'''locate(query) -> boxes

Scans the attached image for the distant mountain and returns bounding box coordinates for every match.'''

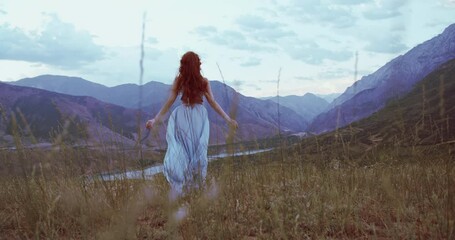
[310,23,455,133]
[0,82,148,146]
[206,82,308,143]
[107,81,309,144]
[315,93,341,103]
[11,75,170,109]
[265,93,329,121]
[5,77,309,145]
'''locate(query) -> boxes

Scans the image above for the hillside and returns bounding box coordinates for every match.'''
[353,58,455,145]
[0,82,149,147]
[302,58,455,152]
[310,23,455,133]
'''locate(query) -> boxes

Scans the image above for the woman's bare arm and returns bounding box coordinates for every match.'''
[146,80,178,129]
[204,79,238,128]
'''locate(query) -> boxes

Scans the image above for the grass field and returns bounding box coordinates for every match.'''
[0,138,453,239]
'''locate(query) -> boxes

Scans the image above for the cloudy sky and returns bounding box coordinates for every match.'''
[0,0,454,97]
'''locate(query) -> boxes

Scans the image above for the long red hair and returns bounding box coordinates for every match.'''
[175,51,208,106]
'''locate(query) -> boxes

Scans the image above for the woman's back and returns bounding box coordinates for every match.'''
[146,51,237,196]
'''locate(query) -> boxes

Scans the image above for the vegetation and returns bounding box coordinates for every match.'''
[0,137,452,239]
[0,59,454,239]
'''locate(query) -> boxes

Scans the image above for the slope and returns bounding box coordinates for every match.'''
[310,23,455,133]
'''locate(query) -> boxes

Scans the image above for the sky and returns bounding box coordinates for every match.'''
[0,0,454,97]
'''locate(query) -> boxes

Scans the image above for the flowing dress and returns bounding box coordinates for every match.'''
[163,103,210,195]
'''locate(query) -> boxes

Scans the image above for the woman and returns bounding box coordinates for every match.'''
[146,51,238,195]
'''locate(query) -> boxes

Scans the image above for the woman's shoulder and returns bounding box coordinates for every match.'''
[202,77,210,87]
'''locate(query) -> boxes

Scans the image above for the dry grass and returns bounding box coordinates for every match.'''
[0,142,453,239]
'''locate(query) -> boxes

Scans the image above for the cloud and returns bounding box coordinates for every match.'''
[79,47,178,86]
[226,79,244,89]
[193,26,274,52]
[0,10,6,15]
[440,0,455,6]
[0,14,104,68]
[364,34,408,54]
[284,40,353,64]
[236,15,281,30]
[259,79,278,83]
[330,0,370,5]
[240,57,261,67]
[425,19,453,28]
[390,24,406,32]
[378,0,408,9]
[281,0,358,28]
[192,26,217,37]
[146,36,158,44]
[235,15,296,43]
[294,76,314,81]
[258,7,279,17]
[362,0,407,20]
[318,68,352,79]
[363,9,401,20]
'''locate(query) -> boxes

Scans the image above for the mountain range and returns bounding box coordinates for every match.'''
[315,93,340,103]
[11,75,170,109]
[305,58,455,151]
[2,77,309,147]
[0,82,146,146]
[353,58,455,145]
[309,24,455,133]
[265,94,329,121]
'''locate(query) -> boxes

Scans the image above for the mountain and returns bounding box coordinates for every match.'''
[304,58,455,150]
[265,93,329,121]
[10,76,309,135]
[353,58,455,145]
[309,23,455,133]
[205,82,308,143]
[4,78,309,145]
[114,81,309,144]
[11,75,170,109]
[0,82,149,147]
[315,93,341,103]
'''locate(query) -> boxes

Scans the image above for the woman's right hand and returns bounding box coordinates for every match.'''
[146,119,156,129]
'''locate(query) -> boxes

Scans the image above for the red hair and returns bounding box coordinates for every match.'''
[175,51,208,106]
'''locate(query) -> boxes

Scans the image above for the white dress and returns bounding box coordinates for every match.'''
[163,103,210,195]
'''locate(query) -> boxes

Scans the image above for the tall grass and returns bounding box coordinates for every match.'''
[0,129,452,239]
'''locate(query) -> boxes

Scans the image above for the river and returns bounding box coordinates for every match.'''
[98,148,273,181]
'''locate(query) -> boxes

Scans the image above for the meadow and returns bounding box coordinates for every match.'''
[0,128,453,239]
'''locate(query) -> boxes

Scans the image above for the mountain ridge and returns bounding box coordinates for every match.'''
[265,93,329,121]
[310,23,455,133]
[2,77,309,146]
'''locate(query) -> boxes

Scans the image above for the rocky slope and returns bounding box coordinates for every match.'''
[310,24,455,133]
